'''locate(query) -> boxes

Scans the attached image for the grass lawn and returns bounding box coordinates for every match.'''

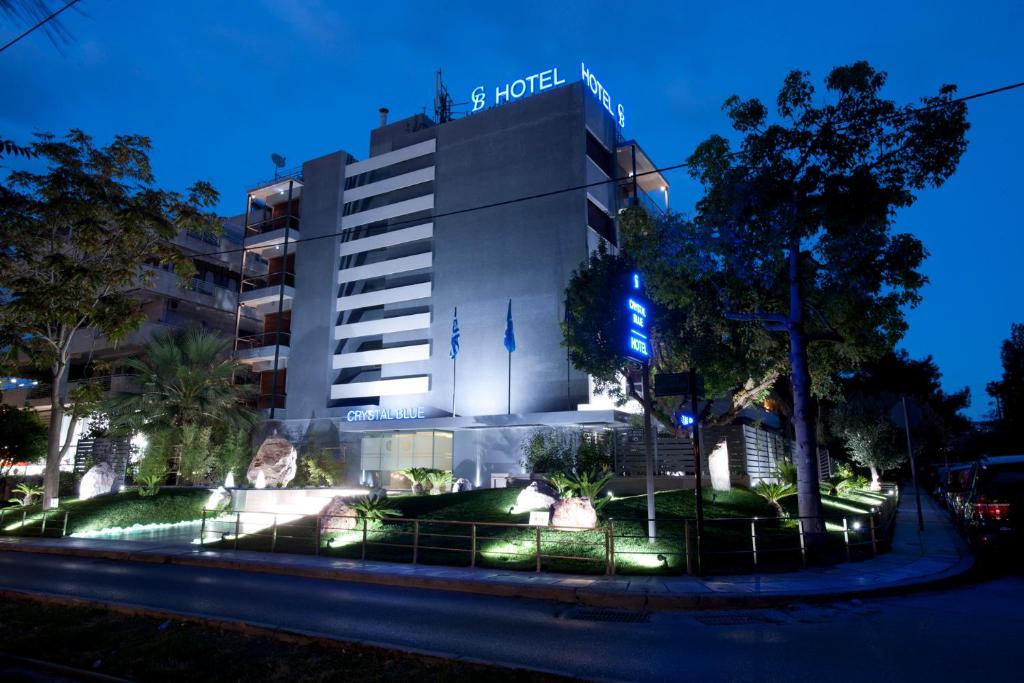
[0,593,565,682]
[0,488,210,537]
[208,485,890,575]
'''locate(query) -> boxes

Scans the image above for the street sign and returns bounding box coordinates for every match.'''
[655,372,702,398]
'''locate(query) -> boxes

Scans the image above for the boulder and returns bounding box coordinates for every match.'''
[452,477,473,493]
[205,486,230,510]
[247,436,297,487]
[550,497,598,529]
[79,462,116,500]
[319,496,359,534]
[514,480,559,512]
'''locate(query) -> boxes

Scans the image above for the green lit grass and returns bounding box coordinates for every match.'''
[0,488,209,537]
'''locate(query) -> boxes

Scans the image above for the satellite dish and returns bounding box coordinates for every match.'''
[271,153,286,168]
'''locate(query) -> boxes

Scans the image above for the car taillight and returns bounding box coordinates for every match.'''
[974,498,1011,521]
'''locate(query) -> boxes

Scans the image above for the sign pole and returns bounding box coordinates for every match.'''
[642,361,657,542]
[902,395,925,532]
[690,369,705,574]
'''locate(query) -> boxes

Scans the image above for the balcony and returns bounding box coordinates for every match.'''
[235,331,290,369]
[239,271,295,308]
[244,215,301,254]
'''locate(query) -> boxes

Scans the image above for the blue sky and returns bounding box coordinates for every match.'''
[1,0,1021,417]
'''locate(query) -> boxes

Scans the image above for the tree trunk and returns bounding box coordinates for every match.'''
[787,240,825,535]
[42,359,69,509]
[869,465,881,490]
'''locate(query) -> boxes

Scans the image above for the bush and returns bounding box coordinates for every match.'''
[520,428,612,476]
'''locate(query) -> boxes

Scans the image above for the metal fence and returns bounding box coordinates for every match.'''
[0,508,69,538]
[197,484,900,576]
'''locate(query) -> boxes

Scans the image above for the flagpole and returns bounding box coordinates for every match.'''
[452,355,457,417]
[507,350,511,415]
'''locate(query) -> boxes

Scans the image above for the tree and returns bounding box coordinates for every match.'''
[829,350,970,468]
[0,130,220,508]
[0,404,47,487]
[987,323,1024,429]
[105,328,255,485]
[680,62,968,530]
[105,327,254,435]
[564,241,784,436]
[830,392,907,487]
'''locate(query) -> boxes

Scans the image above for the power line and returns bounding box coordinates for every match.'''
[196,77,1024,261]
[0,0,80,54]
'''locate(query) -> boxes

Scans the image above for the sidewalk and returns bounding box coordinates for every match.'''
[0,487,972,610]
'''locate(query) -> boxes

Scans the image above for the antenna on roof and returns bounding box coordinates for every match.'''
[271,153,286,180]
[434,69,453,123]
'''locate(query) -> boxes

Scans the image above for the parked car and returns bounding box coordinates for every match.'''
[961,455,1024,551]
[941,464,974,520]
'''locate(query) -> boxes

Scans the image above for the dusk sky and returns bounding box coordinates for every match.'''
[2,0,1020,417]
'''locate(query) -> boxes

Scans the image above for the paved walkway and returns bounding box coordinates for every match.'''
[0,488,971,609]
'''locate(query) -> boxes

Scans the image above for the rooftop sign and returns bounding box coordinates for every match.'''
[470,62,625,127]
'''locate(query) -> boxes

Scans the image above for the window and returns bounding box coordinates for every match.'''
[587,198,616,245]
[586,131,614,177]
[359,430,453,473]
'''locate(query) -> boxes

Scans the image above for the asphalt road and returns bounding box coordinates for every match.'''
[0,550,1019,682]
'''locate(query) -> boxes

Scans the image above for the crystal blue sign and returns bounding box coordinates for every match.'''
[625,272,650,362]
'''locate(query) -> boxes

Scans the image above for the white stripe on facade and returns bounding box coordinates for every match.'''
[336,282,431,311]
[332,343,431,370]
[338,252,432,284]
[335,313,431,340]
[342,167,435,203]
[344,139,436,178]
[340,194,434,231]
[330,376,430,399]
[337,223,433,257]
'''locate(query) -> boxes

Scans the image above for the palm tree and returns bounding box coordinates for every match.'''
[106,327,255,434]
[753,481,796,518]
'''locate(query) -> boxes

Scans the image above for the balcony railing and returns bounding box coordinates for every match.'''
[241,271,295,292]
[246,215,300,237]
[236,331,291,350]
[619,182,666,216]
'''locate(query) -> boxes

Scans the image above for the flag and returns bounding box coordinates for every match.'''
[503,299,516,353]
[450,308,460,359]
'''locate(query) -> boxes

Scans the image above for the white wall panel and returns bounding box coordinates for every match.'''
[330,376,430,399]
[332,343,430,369]
[344,139,436,178]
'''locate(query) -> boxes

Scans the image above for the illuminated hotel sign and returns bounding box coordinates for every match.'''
[625,272,650,362]
[471,62,625,127]
[346,407,427,422]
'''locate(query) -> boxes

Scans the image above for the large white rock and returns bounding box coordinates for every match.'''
[550,497,598,529]
[514,480,559,512]
[79,462,116,500]
[452,477,473,493]
[319,496,358,534]
[247,436,297,487]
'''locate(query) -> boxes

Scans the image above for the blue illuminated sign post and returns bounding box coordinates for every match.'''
[625,272,650,363]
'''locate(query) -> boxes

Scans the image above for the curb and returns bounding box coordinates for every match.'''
[0,538,974,610]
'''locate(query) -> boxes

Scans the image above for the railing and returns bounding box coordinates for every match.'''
[0,508,69,538]
[240,271,295,292]
[187,276,235,297]
[235,331,291,349]
[198,491,900,576]
[249,168,303,192]
[246,215,300,236]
